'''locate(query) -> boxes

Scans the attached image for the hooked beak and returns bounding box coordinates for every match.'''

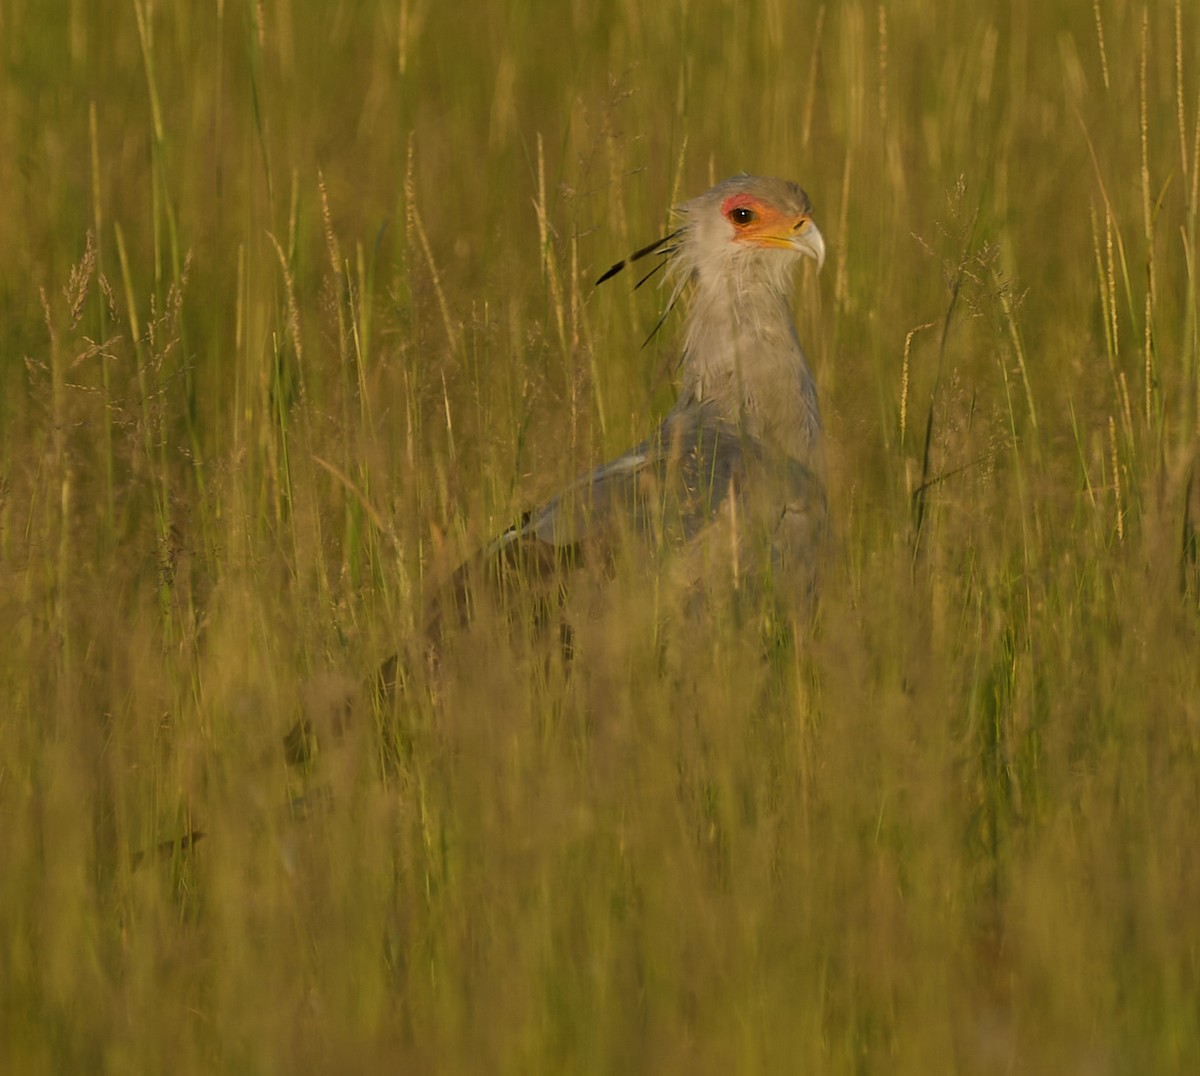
[748,217,826,270]
[794,220,826,270]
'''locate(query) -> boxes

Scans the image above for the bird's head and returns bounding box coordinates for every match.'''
[594,175,825,333]
[674,175,825,297]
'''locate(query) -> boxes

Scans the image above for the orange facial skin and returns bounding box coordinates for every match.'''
[720,193,815,251]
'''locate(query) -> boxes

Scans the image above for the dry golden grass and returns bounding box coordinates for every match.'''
[1,1,1198,1072]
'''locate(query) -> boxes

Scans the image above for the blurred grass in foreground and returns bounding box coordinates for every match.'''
[1,0,1199,1072]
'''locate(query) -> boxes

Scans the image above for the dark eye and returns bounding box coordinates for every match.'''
[730,205,756,226]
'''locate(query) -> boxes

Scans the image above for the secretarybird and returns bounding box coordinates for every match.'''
[292,174,827,762]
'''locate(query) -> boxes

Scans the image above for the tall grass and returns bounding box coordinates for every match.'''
[1,0,1198,1071]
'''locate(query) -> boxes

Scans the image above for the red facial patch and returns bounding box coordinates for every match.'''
[720,193,760,217]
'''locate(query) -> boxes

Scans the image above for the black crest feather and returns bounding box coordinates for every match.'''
[595,230,681,286]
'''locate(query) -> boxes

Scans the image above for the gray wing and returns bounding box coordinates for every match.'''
[433,400,824,632]
[493,400,824,570]
[511,407,742,550]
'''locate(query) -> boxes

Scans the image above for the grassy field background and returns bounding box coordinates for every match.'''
[2,0,1199,1071]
